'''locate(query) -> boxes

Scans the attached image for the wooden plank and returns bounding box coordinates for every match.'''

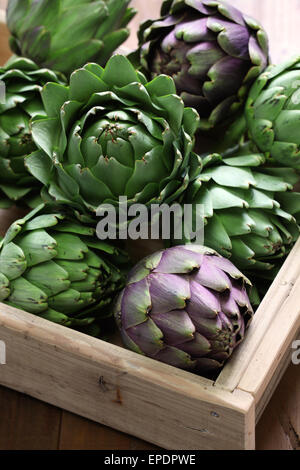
[0,303,255,450]
[256,364,300,450]
[0,385,61,450]
[59,411,158,450]
[0,1,298,451]
[217,237,300,391]
[255,333,300,424]
[236,277,300,404]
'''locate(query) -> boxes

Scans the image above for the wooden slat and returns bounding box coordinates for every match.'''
[256,364,300,450]
[59,411,158,450]
[0,303,255,450]
[237,277,300,404]
[0,0,299,450]
[255,333,300,424]
[0,385,61,450]
[217,237,300,391]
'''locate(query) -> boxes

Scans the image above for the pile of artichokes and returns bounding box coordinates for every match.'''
[131,0,269,130]
[0,203,127,335]
[0,56,64,208]
[0,0,299,374]
[7,0,137,77]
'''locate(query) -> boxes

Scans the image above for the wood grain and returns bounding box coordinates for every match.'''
[0,367,298,451]
[217,238,300,392]
[59,412,157,450]
[0,302,255,450]
[0,385,61,450]
[256,365,300,450]
[238,282,300,403]
[254,333,300,424]
[0,0,299,451]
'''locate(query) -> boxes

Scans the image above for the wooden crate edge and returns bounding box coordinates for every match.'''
[0,302,253,411]
[254,331,300,424]
[0,303,255,449]
[237,276,300,402]
[216,237,300,392]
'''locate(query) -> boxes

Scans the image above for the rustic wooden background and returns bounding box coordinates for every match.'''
[0,0,299,450]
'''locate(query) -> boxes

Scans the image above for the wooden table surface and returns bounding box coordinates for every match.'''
[0,0,299,450]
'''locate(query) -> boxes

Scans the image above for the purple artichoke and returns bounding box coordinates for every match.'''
[132,0,269,130]
[114,245,253,372]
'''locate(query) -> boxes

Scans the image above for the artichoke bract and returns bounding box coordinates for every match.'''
[131,0,269,130]
[114,245,253,372]
[7,0,136,77]
[26,55,200,221]
[245,56,300,169]
[0,204,128,334]
[0,57,63,208]
[182,143,300,276]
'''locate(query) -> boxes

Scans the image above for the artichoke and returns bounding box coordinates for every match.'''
[180,143,300,278]
[26,55,200,221]
[0,57,63,209]
[114,245,253,372]
[0,204,128,334]
[131,0,269,130]
[7,0,136,77]
[245,56,300,169]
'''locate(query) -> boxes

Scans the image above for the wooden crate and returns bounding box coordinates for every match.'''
[0,203,299,450]
[0,10,300,450]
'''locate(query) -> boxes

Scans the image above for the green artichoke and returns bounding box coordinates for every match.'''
[131,0,269,130]
[0,57,63,209]
[26,55,200,221]
[7,0,136,77]
[245,56,300,169]
[0,204,128,334]
[114,245,253,372]
[180,143,300,278]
